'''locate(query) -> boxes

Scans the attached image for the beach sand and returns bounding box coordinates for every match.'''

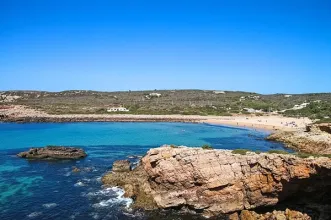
[201,115,311,131]
[1,105,311,131]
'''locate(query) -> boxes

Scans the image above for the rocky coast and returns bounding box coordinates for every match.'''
[17,146,87,160]
[102,146,331,219]
[267,123,331,154]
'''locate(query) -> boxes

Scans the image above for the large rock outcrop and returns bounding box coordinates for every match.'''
[102,146,331,218]
[229,209,311,220]
[267,123,331,154]
[18,146,87,160]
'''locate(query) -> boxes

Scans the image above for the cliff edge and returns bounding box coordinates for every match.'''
[102,146,331,218]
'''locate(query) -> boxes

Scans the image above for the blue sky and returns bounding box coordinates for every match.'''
[1,0,330,94]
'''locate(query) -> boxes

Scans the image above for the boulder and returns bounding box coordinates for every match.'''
[102,146,331,217]
[112,160,131,172]
[17,146,87,160]
[238,209,311,220]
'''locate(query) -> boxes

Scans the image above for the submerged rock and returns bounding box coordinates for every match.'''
[102,146,331,218]
[17,146,87,160]
[72,166,81,172]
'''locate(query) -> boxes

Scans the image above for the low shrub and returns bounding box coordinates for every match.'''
[267,150,289,154]
[232,149,250,155]
[201,144,213,150]
[296,152,331,158]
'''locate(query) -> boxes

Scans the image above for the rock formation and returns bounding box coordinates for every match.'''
[112,160,131,172]
[18,146,87,160]
[229,209,311,220]
[267,123,331,154]
[102,146,331,218]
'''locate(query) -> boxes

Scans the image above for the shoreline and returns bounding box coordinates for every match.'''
[0,114,311,132]
[0,105,312,132]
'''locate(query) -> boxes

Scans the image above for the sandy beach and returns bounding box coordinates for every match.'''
[201,115,311,131]
[0,105,311,131]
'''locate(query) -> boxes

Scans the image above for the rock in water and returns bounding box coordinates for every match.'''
[112,160,131,172]
[17,146,87,160]
[102,145,331,217]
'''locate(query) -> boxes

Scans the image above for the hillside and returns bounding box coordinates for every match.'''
[1,90,330,119]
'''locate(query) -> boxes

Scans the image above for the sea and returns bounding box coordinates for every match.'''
[0,122,287,220]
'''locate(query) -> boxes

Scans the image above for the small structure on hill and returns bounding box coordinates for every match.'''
[107,106,129,112]
[149,93,161,97]
[213,90,225,94]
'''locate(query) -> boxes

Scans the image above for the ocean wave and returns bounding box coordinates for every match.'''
[74,181,85,187]
[27,212,42,218]
[91,187,133,209]
[42,203,58,208]
[64,172,71,177]
[89,212,100,219]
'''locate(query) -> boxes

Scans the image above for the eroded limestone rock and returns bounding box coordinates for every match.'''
[102,146,331,217]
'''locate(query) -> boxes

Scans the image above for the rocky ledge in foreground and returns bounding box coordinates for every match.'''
[267,123,331,154]
[102,146,331,218]
[18,146,87,160]
[229,209,311,220]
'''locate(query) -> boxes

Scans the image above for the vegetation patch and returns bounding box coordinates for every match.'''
[201,144,213,150]
[267,150,289,154]
[232,149,251,155]
[295,152,331,159]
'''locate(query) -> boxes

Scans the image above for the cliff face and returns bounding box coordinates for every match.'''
[267,123,331,154]
[102,146,331,217]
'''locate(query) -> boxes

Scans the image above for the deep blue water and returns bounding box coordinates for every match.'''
[0,122,287,220]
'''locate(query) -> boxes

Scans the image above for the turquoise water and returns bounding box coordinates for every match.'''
[0,122,286,219]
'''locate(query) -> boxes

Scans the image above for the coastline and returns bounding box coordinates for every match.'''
[200,116,310,132]
[1,114,310,132]
[0,105,311,131]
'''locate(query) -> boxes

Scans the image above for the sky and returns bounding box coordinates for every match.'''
[0,0,330,94]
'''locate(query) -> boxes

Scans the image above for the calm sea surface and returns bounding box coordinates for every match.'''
[0,122,287,220]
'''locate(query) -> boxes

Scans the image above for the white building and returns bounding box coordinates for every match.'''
[213,90,225,94]
[243,108,263,113]
[107,107,129,112]
[292,102,310,110]
[149,93,161,97]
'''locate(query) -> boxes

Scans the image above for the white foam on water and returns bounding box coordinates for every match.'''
[42,203,58,208]
[69,212,80,220]
[82,178,91,182]
[27,212,42,218]
[91,187,133,209]
[64,172,71,177]
[89,212,100,219]
[74,181,85,187]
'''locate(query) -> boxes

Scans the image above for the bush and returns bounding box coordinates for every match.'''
[296,152,331,158]
[267,150,289,154]
[170,144,178,148]
[201,144,213,150]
